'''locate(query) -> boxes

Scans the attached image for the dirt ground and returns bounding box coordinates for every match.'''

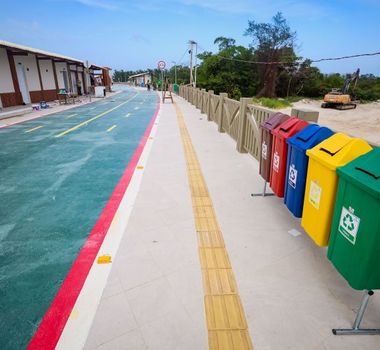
[279,99,380,146]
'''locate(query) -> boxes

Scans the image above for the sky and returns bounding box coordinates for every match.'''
[1,0,380,75]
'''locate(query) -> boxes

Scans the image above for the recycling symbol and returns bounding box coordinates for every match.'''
[261,142,267,160]
[288,165,297,189]
[273,152,280,172]
[338,206,360,245]
[342,214,355,231]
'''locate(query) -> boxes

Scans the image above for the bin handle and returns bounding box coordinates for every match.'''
[319,147,342,156]
[355,167,380,180]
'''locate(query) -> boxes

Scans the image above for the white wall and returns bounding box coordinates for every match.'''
[13,54,41,91]
[38,59,56,90]
[55,62,68,89]
[0,48,15,93]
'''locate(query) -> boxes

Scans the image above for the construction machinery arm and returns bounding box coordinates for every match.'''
[342,68,360,94]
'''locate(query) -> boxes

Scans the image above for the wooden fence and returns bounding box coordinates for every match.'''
[179,85,274,160]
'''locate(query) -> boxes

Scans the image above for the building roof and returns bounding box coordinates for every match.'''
[89,64,103,70]
[0,40,84,64]
[128,72,151,79]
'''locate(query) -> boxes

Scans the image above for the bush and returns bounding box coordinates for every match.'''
[252,97,301,109]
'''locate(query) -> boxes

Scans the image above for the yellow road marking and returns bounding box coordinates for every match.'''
[175,103,253,350]
[97,255,112,264]
[25,125,43,133]
[65,113,77,119]
[55,93,138,138]
[107,125,117,132]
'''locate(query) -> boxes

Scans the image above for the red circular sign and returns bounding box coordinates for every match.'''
[158,60,166,70]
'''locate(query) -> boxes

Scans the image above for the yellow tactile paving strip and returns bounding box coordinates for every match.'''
[174,103,254,350]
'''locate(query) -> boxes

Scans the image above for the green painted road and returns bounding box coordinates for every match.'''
[0,87,158,349]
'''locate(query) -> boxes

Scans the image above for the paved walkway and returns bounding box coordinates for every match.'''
[83,95,380,350]
[0,91,121,128]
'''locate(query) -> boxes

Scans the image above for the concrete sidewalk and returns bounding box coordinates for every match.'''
[84,95,380,349]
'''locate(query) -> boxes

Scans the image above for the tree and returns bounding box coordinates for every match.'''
[245,12,297,98]
[196,37,257,99]
[214,37,236,51]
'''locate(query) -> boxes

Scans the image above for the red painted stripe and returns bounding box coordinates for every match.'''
[27,94,160,350]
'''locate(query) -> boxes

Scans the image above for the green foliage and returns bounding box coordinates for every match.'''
[252,97,299,109]
[354,75,380,101]
[113,12,380,103]
[245,12,296,51]
[196,38,256,99]
[319,74,345,95]
[244,12,297,97]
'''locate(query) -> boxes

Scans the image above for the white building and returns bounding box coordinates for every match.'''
[128,72,151,87]
[0,40,105,109]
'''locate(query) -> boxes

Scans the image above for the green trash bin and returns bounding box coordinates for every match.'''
[328,148,380,290]
[173,84,179,94]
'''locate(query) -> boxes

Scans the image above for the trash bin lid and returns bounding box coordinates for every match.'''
[260,112,290,131]
[272,117,308,139]
[337,148,380,198]
[287,125,334,151]
[306,133,372,170]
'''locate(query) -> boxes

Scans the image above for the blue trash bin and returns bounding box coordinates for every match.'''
[284,124,334,217]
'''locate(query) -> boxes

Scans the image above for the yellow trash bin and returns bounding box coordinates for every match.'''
[301,133,372,246]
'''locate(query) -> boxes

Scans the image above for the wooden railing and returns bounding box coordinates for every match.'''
[179,85,275,160]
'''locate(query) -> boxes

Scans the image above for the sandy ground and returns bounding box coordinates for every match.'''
[279,100,380,146]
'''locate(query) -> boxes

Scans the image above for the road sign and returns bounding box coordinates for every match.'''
[158,60,166,70]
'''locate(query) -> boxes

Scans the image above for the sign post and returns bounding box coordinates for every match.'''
[85,60,91,102]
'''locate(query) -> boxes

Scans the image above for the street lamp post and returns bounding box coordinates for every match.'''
[171,61,177,84]
[194,64,198,88]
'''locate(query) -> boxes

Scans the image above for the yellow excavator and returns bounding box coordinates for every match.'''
[322,69,360,110]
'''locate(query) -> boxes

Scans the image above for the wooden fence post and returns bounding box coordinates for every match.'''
[190,87,194,104]
[207,90,214,121]
[236,97,250,153]
[217,93,228,133]
[200,89,206,113]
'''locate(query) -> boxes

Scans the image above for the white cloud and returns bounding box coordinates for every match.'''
[177,0,327,19]
[75,0,119,10]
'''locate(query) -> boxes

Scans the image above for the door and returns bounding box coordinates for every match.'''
[71,72,77,94]
[61,71,69,92]
[15,63,30,104]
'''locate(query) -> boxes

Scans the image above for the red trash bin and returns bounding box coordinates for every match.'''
[270,117,309,197]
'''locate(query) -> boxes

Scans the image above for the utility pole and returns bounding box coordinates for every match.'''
[171,61,177,84]
[194,42,198,88]
[188,40,197,86]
